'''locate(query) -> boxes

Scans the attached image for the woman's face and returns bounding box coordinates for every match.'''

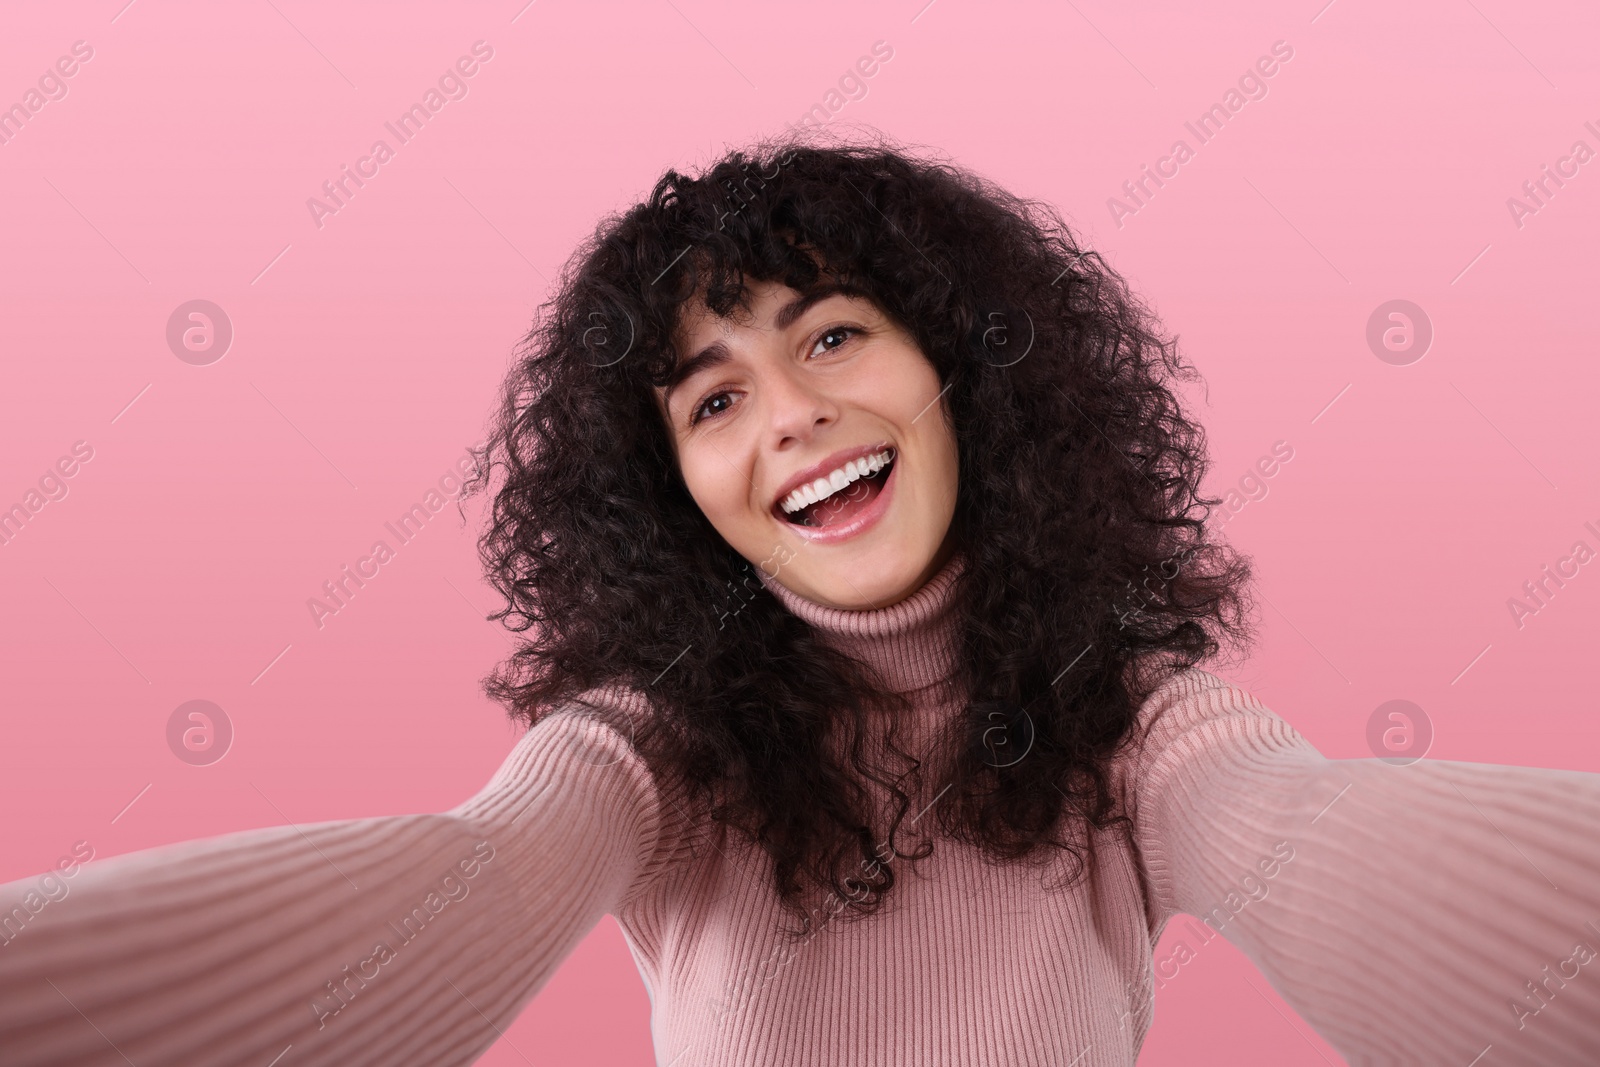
[653,278,960,609]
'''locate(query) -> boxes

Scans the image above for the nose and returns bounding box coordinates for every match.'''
[762,360,839,448]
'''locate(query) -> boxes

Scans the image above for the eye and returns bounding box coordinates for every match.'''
[808,324,860,358]
[685,324,861,428]
[689,390,737,426]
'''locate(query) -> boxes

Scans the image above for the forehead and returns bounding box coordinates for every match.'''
[674,276,887,351]
[671,277,788,347]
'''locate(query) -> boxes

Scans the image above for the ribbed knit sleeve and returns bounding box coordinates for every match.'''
[0,697,675,1067]
[1124,670,1600,1066]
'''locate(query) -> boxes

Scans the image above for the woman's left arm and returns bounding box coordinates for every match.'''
[1124,669,1600,1067]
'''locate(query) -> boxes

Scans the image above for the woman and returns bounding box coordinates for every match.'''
[3,133,1598,1066]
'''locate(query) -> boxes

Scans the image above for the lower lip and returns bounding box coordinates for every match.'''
[780,457,899,545]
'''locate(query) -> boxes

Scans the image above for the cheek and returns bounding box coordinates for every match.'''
[936,419,960,482]
[681,452,758,533]
[899,364,957,480]
[867,347,942,424]
[927,425,961,510]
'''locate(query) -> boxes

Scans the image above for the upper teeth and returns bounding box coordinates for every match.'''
[779,449,894,515]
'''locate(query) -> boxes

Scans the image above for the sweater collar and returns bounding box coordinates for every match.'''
[758,549,966,697]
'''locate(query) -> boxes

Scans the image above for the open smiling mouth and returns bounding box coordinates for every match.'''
[774,447,896,529]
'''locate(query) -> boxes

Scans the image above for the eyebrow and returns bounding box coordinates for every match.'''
[661,340,732,409]
[661,282,869,408]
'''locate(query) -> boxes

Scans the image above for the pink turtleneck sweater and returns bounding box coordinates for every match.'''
[4,552,1600,1066]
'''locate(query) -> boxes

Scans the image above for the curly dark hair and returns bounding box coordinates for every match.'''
[458,128,1254,938]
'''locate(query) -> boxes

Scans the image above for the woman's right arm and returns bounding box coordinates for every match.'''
[0,698,675,1067]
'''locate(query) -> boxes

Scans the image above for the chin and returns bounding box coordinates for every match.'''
[793,535,941,610]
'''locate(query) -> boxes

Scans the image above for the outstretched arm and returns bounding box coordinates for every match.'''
[0,698,674,1067]
[1125,670,1600,1066]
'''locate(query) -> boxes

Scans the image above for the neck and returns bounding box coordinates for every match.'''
[757,550,967,697]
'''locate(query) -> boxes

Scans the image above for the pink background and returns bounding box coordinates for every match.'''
[3,0,1598,1063]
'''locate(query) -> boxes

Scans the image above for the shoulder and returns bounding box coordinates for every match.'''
[1109,667,1319,811]
[536,681,708,905]
[467,681,688,865]
[1125,668,1284,754]
[470,682,655,808]
[1106,668,1329,930]
[540,681,658,769]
